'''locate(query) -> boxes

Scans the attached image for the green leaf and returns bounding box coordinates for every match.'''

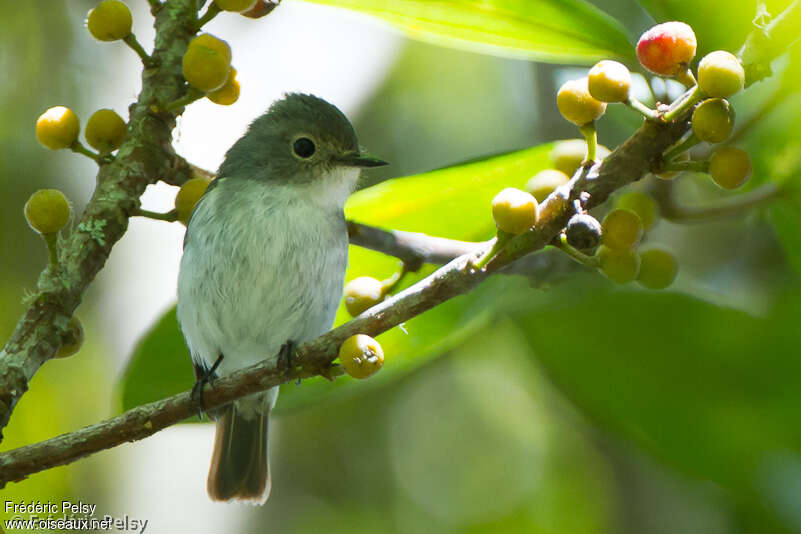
[118,144,555,415]
[636,0,774,54]
[117,306,195,416]
[510,282,801,526]
[304,0,634,64]
[769,198,801,275]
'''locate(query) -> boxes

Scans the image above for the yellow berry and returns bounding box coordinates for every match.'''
[57,316,85,358]
[524,169,570,202]
[708,147,751,190]
[698,51,745,98]
[550,139,611,176]
[339,334,384,379]
[85,109,126,153]
[24,189,71,234]
[557,77,607,126]
[491,188,538,235]
[588,60,632,103]
[215,0,258,11]
[692,98,735,143]
[615,191,658,231]
[636,21,697,76]
[344,276,385,317]
[188,34,232,65]
[637,248,678,289]
[601,209,643,251]
[207,67,240,105]
[183,47,231,92]
[87,0,132,42]
[598,245,640,284]
[175,177,211,224]
[36,106,80,150]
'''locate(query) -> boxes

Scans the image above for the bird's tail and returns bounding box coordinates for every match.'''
[207,389,277,504]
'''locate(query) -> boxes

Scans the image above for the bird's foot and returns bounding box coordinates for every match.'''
[278,340,297,382]
[191,353,224,420]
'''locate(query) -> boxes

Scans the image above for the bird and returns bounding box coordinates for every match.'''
[176,93,386,504]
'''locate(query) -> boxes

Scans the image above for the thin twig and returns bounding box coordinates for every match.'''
[346,221,482,271]
[651,180,783,222]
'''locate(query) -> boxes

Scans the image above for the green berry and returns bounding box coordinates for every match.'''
[524,169,569,202]
[708,147,751,189]
[344,276,385,317]
[565,213,602,250]
[636,21,697,76]
[588,60,632,103]
[57,316,85,358]
[698,50,745,98]
[615,191,658,231]
[491,188,538,235]
[557,77,606,126]
[550,139,610,176]
[175,177,211,224]
[601,209,643,251]
[214,0,258,12]
[692,98,735,143]
[339,334,384,379]
[85,109,126,153]
[87,0,132,41]
[598,245,640,284]
[207,67,240,106]
[25,189,71,234]
[637,248,678,289]
[36,106,80,150]
[183,34,232,92]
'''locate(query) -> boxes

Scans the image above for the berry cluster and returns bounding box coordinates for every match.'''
[554,21,751,191]
[481,20,754,290]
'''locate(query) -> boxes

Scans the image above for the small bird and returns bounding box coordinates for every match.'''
[176,93,386,504]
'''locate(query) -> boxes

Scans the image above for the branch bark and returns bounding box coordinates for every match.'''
[347,221,482,270]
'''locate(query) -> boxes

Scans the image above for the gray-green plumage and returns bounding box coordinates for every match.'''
[177,93,385,504]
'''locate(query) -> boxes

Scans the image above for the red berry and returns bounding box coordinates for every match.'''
[636,21,697,76]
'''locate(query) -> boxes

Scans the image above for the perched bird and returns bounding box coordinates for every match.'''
[177,93,386,504]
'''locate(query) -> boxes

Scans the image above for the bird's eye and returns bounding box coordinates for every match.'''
[292,137,316,158]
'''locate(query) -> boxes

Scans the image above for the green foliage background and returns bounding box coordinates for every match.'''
[2,0,801,533]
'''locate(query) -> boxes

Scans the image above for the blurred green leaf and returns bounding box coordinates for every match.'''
[119,144,554,414]
[769,199,801,275]
[636,0,790,55]
[510,282,801,528]
[118,306,195,416]
[304,0,634,64]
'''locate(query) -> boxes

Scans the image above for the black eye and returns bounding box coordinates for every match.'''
[293,137,316,158]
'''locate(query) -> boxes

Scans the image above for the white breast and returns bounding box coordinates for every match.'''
[176,174,353,376]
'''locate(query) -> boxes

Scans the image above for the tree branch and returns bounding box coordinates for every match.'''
[0,0,198,442]
[346,221,482,271]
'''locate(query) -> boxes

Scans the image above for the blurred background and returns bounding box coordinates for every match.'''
[2,0,801,532]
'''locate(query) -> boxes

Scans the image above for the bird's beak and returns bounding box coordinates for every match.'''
[337,152,388,168]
